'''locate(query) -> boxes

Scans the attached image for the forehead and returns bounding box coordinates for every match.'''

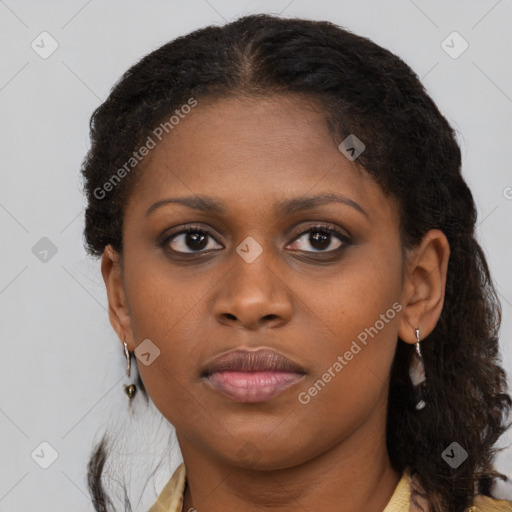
[147,94,341,175]
[124,94,396,225]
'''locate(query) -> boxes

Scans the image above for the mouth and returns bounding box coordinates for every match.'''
[201,348,307,403]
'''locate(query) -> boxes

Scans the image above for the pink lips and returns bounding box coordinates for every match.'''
[206,370,306,402]
[201,348,306,403]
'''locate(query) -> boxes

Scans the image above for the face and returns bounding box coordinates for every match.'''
[104,94,424,470]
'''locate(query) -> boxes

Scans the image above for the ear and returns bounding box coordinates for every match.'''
[101,245,134,350]
[398,229,450,344]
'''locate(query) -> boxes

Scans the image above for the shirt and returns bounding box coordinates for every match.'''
[148,462,512,512]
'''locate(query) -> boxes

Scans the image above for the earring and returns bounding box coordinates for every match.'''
[123,341,137,399]
[409,328,426,410]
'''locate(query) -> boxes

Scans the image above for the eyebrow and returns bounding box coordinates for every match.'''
[145,192,368,219]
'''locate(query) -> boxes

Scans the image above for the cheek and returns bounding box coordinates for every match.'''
[294,244,403,407]
[305,240,403,346]
[122,262,208,414]
[124,255,207,342]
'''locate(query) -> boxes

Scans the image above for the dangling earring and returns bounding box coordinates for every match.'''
[409,328,426,410]
[123,341,137,399]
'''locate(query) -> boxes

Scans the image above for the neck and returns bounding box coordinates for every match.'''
[177,407,401,512]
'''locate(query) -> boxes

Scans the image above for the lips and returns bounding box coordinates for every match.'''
[201,348,306,375]
[201,348,307,403]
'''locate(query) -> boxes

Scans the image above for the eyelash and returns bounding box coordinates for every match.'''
[160,223,352,257]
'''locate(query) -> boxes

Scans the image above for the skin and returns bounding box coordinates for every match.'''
[101,94,450,512]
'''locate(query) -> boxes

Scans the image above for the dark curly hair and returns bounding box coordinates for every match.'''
[81,13,512,512]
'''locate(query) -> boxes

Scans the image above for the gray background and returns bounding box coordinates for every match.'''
[1,0,511,510]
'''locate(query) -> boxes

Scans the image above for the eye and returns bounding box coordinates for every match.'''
[161,223,351,256]
[164,225,223,254]
[287,224,350,253]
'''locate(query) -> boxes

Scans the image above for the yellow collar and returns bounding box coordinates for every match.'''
[149,462,512,512]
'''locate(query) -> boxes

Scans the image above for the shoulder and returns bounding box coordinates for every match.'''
[467,494,512,512]
[404,471,512,512]
[150,464,512,512]
[149,462,187,512]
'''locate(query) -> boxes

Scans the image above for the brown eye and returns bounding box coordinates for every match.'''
[166,227,223,254]
[287,226,349,253]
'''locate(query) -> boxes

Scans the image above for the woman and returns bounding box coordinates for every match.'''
[82,14,512,512]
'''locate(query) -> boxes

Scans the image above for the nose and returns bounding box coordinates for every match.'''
[212,251,293,331]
